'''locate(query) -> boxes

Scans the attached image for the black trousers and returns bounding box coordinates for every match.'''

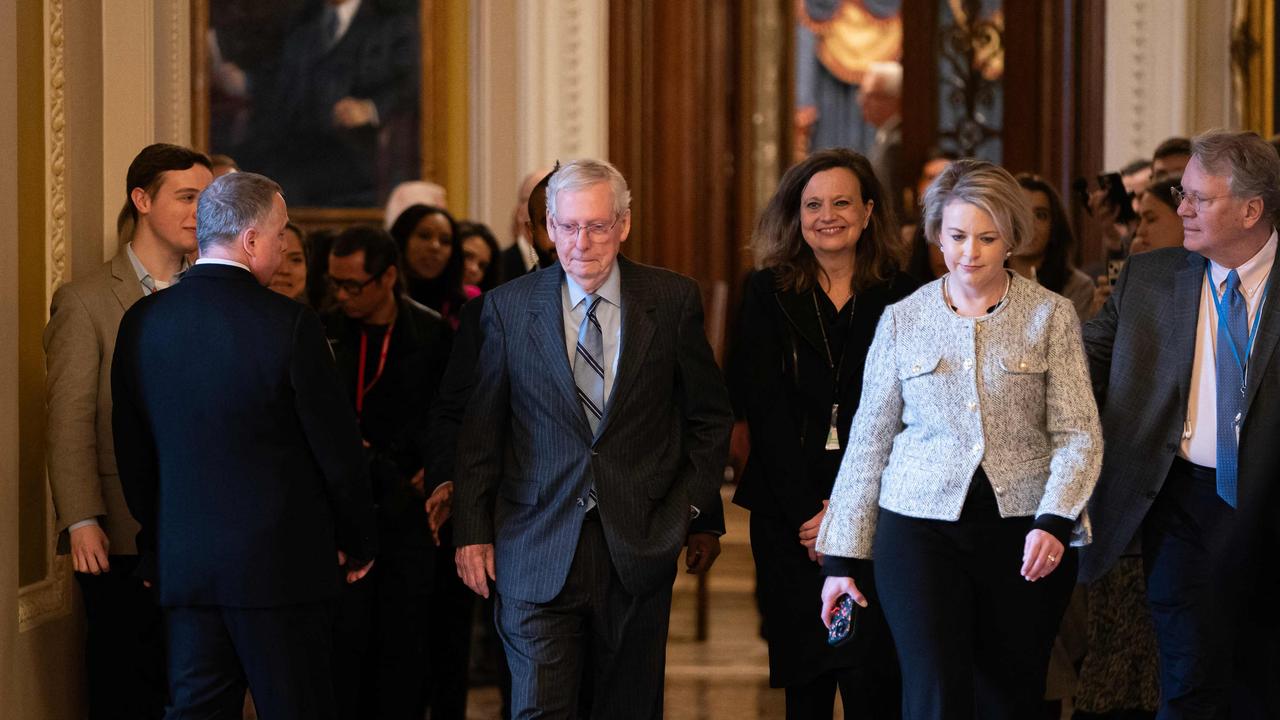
[332,549,431,720]
[425,536,475,720]
[873,490,1075,719]
[164,602,334,720]
[75,554,167,720]
[496,514,672,720]
[1141,457,1276,720]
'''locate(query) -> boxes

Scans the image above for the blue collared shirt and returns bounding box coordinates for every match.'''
[125,242,190,295]
[561,263,622,403]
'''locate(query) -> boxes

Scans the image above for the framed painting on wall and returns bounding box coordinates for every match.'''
[192,0,444,225]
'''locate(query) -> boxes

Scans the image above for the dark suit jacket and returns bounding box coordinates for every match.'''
[453,257,733,603]
[112,263,377,608]
[324,297,450,560]
[268,1,418,205]
[729,269,918,531]
[1081,246,1280,587]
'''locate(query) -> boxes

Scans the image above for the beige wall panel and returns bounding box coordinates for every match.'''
[0,0,20,708]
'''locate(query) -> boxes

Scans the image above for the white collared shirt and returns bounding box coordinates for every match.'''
[561,264,622,403]
[331,0,361,44]
[194,257,252,273]
[1180,230,1278,466]
[125,242,189,295]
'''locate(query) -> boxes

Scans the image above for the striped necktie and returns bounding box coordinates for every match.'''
[573,294,604,511]
[1215,269,1247,508]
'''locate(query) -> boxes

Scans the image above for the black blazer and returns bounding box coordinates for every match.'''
[324,297,450,553]
[112,263,376,608]
[453,258,734,603]
[728,269,919,532]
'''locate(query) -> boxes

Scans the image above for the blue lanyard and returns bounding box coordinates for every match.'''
[1206,265,1272,387]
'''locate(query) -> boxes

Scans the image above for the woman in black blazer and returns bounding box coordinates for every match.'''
[728,148,915,718]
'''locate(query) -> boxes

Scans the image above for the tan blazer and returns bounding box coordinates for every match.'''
[44,250,144,554]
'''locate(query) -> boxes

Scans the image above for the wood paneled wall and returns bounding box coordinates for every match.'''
[608,0,755,302]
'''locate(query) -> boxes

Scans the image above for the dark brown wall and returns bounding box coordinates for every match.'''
[608,0,752,301]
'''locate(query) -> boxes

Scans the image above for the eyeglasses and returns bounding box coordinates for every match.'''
[551,214,623,240]
[1171,187,1230,212]
[327,274,380,295]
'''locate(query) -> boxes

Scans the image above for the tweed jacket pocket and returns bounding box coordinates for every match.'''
[997,356,1048,374]
[898,353,942,380]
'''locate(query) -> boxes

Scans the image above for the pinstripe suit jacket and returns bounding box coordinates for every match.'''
[453,257,733,603]
[1080,246,1280,584]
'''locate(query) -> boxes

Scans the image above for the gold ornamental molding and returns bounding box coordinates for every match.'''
[19,0,73,633]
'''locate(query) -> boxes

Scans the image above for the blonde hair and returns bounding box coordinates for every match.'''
[922,159,1032,255]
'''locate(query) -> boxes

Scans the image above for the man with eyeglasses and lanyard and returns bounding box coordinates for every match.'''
[323,225,452,719]
[452,158,732,717]
[1082,130,1280,718]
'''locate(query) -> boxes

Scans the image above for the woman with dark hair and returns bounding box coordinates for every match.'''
[388,204,477,326]
[1013,174,1096,321]
[1129,174,1184,255]
[456,220,503,291]
[727,147,913,718]
[269,222,310,304]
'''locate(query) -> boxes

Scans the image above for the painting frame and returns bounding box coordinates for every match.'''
[190,0,444,228]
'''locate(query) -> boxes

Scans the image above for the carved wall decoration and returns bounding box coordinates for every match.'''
[19,0,74,632]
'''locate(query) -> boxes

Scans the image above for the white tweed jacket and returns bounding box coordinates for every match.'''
[816,273,1102,560]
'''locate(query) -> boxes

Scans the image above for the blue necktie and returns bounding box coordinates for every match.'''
[1215,270,1247,508]
[573,295,604,510]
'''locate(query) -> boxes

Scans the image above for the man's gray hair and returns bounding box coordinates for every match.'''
[196,172,282,252]
[1191,129,1280,227]
[546,158,631,220]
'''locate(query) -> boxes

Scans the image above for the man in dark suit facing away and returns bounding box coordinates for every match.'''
[112,171,377,720]
[453,158,733,718]
[1082,130,1280,718]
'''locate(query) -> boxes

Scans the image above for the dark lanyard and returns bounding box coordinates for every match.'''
[356,321,395,416]
[1206,266,1272,395]
[812,290,854,451]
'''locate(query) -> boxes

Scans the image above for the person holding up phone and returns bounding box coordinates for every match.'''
[817,159,1102,719]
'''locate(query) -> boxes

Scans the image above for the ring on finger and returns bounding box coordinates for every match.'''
[1047,554,1057,563]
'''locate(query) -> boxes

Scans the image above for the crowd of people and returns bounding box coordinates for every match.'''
[41,128,1280,720]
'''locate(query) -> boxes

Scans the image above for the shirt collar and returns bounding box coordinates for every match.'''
[334,0,361,38]
[1208,228,1277,297]
[565,261,621,311]
[126,241,191,293]
[195,257,252,273]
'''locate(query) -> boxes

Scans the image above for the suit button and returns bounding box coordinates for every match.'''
[993,486,1004,495]
[591,450,599,457]
[968,402,977,412]
[963,359,973,370]
[911,364,921,373]
[972,443,981,453]
[576,498,586,507]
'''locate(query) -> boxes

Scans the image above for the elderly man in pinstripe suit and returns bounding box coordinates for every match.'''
[453,158,733,718]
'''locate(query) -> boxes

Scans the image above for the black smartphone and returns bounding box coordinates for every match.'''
[827,593,859,647]
[1098,172,1138,224]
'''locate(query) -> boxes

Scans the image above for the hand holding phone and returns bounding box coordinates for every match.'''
[827,593,858,647]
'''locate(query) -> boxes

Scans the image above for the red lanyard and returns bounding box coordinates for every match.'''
[356,321,394,415]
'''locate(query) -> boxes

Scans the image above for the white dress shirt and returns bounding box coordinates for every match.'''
[1180,230,1277,466]
[561,264,622,404]
[194,257,252,273]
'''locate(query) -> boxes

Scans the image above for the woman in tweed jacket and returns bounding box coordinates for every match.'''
[815,159,1102,719]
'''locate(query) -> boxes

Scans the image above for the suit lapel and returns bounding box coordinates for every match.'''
[527,266,592,437]
[110,250,144,311]
[595,259,655,440]
[1170,252,1205,410]
[1243,249,1280,414]
[774,288,826,358]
